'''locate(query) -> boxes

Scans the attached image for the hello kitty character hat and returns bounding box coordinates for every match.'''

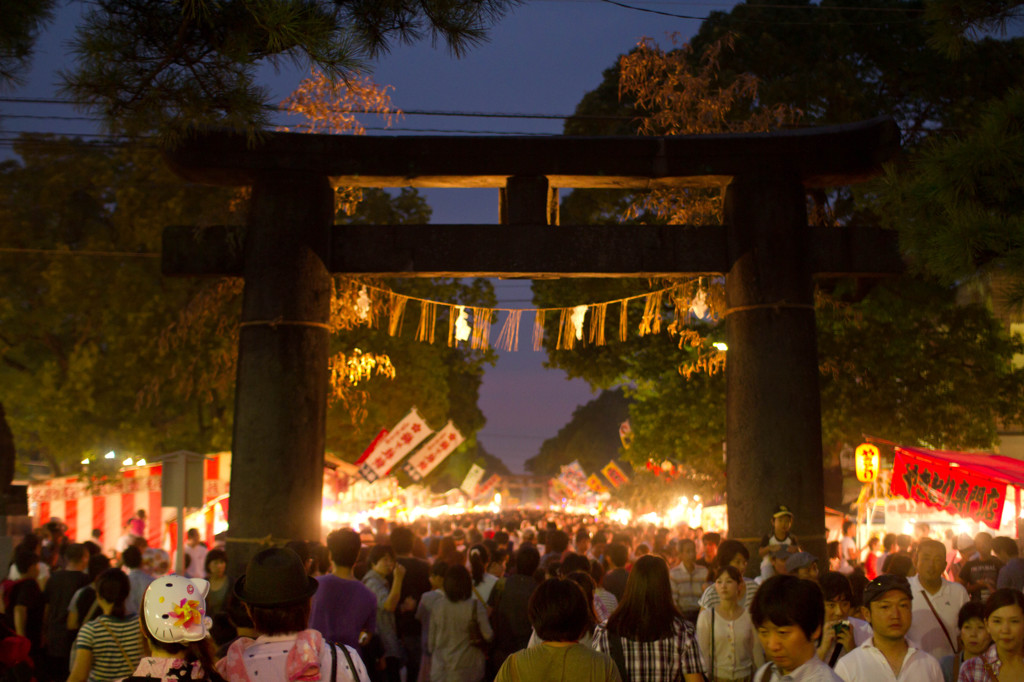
[142,575,212,643]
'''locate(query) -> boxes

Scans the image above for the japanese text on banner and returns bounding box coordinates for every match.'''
[890,449,1006,529]
[402,421,464,482]
[358,408,433,483]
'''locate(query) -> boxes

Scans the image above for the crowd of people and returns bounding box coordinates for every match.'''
[2,508,1024,682]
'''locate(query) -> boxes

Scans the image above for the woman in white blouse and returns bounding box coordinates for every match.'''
[696,566,764,682]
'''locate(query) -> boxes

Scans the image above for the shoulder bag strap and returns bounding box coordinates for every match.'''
[919,589,959,653]
[330,642,337,681]
[98,618,135,668]
[340,644,361,681]
[983,657,1001,682]
[609,632,630,682]
[710,608,715,681]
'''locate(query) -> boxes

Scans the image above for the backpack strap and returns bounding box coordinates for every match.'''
[330,641,337,682]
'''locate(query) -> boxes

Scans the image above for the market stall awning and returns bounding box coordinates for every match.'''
[891,446,1024,529]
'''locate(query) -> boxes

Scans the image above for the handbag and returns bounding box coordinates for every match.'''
[468,600,488,649]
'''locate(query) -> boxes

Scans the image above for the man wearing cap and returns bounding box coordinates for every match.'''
[217,547,371,682]
[759,505,799,581]
[786,552,820,583]
[756,549,792,586]
[907,538,969,660]
[834,574,942,681]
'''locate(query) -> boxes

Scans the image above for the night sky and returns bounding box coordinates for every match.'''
[3,0,727,473]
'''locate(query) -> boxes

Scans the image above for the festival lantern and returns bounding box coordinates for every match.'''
[855,443,880,483]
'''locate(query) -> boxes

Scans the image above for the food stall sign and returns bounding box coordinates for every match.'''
[855,443,880,483]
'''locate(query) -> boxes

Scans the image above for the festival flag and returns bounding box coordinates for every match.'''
[460,463,486,496]
[355,428,388,466]
[475,474,502,499]
[358,408,433,483]
[558,460,589,497]
[587,473,610,494]
[402,421,464,482]
[549,478,574,503]
[601,460,630,488]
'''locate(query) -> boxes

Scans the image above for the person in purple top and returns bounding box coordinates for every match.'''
[309,529,378,649]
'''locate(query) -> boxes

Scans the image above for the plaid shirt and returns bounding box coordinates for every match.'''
[958,645,1000,682]
[670,563,709,613]
[594,617,704,680]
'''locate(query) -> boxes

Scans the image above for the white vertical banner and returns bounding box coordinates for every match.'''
[402,421,464,482]
[460,463,486,496]
[358,408,433,483]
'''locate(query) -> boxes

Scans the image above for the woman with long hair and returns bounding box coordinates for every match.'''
[695,566,762,682]
[428,564,492,682]
[125,575,225,681]
[68,568,145,682]
[468,544,499,604]
[593,555,705,681]
[958,588,1024,681]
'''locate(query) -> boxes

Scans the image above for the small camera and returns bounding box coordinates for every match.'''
[833,620,850,635]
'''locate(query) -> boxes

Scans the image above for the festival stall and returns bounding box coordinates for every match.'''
[860,445,1024,540]
[27,453,232,549]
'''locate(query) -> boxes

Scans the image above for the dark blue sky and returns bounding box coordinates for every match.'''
[4,0,724,473]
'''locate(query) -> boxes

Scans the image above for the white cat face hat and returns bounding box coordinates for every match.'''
[142,575,212,643]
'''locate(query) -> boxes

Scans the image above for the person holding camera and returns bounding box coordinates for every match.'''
[816,572,872,667]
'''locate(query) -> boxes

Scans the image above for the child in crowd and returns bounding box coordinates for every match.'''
[758,506,798,581]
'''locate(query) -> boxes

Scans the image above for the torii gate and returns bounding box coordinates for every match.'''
[162,117,902,567]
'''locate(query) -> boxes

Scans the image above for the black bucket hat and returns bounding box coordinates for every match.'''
[233,547,318,607]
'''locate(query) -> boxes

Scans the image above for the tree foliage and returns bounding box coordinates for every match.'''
[61,0,518,138]
[0,0,55,90]
[527,3,1024,496]
[524,389,628,478]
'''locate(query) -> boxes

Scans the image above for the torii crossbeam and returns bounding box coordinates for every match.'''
[162,117,902,566]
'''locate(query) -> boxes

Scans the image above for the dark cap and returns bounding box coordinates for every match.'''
[863,574,913,606]
[785,551,817,573]
[233,547,318,607]
[772,505,794,519]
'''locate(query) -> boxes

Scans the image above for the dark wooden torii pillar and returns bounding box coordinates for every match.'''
[163,118,901,567]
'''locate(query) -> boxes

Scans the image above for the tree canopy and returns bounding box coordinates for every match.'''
[525,2,1024,499]
[60,0,518,137]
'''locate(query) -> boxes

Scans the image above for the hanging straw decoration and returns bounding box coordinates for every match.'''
[589,302,608,346]
[496,310,523,352]
[470,308,491,350]
[387,293,408,336]
[415,301,437,344]
[638,290,664,336]
[533,310,546,351]
[339,277,714,352]
[619,300,629,342]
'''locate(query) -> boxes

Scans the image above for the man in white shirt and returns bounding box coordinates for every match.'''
[835,574,942,681]
[906,538,968,659]
[752,575,843,682]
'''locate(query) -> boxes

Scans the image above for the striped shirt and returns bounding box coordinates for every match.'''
[593,617,705,680]
[74,614,144,681]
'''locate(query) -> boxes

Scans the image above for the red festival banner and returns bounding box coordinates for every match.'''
[358,409,433,483]
[890,447,1006,529]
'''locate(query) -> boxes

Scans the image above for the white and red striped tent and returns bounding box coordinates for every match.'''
[27,453,231,549]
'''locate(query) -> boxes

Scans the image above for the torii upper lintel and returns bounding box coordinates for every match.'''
[165,117,900,190]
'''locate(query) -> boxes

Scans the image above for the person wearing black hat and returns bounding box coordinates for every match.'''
[834,574,942,681]
[215,547,371,682]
